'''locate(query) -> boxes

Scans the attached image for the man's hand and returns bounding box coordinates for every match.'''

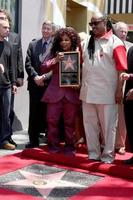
[0,64,4,73]
[120,72,130,81]
[34,75,44,86]
[17,78,24,87]
[12,85,18,94]
[126,89,133,100]
[115,88,123,104]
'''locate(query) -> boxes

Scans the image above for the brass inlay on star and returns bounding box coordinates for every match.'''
[33,180,47,185]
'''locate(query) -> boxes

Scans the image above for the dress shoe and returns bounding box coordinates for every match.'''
[48,146,61,153]
[89,158,101,162]
[101,156,114,164]
[8,138,17,147]
[116,148,125,155]
[74,137,84,147]
[123,157,133,165]
[102,160,114,164]
[39,135,48,144]
[2,142,16,150]
[25,143,39,148]
[64,146,76,157]
[64,150,76,157]
[39,134,43,138]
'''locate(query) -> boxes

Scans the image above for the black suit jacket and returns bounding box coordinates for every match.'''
[8,32,24,85]
[124,46,133,100]
[25,38,52,91]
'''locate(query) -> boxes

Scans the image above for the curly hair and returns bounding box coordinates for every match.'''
[51,27,80,56]
[0,8,12,27]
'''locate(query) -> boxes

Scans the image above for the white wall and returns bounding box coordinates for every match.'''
[13,0,45,131]
[21,0,45,57]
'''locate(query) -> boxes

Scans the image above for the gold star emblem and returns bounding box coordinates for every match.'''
[63,55,76,71]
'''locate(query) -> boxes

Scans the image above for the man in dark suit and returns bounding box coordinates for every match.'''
[0,19,17,150]
[0,9,24,147]
[8,32,24,145]
[25,21,53,148]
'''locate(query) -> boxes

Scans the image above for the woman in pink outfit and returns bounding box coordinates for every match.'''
[41,27,82,155]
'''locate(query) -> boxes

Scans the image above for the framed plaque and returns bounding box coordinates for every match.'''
[59,51,80,87]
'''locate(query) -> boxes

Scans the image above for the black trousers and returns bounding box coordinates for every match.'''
[9,93,15,135]
[124,100,133,152]
[28,87,47,145]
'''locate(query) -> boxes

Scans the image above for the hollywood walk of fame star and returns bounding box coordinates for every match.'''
[4,169,85,198]
[63,55,76,71]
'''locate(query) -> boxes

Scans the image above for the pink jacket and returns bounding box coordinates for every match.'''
[41,58,81,104]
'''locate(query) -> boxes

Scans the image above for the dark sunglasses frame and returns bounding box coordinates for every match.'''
[89,20,104,27]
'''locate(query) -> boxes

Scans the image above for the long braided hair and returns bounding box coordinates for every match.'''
[87,32,95,60]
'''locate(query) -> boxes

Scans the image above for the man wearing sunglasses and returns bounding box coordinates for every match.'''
[80,13,127,164]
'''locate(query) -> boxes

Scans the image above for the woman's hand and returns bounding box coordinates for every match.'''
[34,75,45,86]
[115,89,123,104]
[54,52,64,64]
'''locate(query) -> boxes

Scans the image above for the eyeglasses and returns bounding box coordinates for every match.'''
[89,20,103,27]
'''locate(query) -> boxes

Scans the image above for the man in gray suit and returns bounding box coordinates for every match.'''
[25,21,54,148]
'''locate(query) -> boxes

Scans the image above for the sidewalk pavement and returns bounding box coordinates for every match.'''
[0,130,47,157]
[0,130,29,157]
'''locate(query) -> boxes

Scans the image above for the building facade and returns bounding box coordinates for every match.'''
[0,0,133,130]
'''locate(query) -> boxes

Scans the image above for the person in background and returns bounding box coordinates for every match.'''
[41,27,81,156]
[25,21,54,148]
[80,13,127,164]
[113,21,133,155]
[0,9,24,147]
[79,32,87,48]
[120,46,133,164]
[51,23,61,37]
[0,19,17,150]
[113,22,133,51]
[74,31,87,147]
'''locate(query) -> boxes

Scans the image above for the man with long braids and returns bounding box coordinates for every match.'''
[80,13,127,163]
[41,27,81,156]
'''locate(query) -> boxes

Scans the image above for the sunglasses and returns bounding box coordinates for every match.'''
[89,20,103,27]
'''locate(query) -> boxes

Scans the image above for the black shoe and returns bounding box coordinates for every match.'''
[8,138,17,147]
[39,134,43,138]
[25,143,39,148]
[123,157,133,165]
